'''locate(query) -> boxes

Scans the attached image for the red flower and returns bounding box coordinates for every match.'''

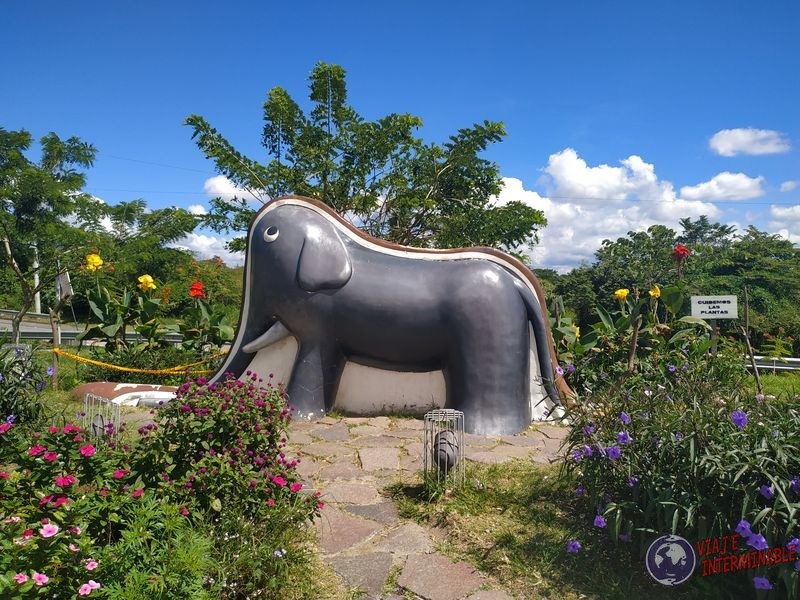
[131,488,144,498]
[28,445,45,456]
[52,496,71,508]
[672,244,690,261]
[112,468,128,480]
[290,482,303,493]
[0,471,9,479]
[0,423,12,434]
[271,476,287,487]
[48,426,59,434]
[43,451,58,462]
[189,280,206,299]
[39,494,55,506]
[55,474,76,487]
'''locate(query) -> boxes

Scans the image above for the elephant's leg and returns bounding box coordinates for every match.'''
[447,315,531,436]
[287,341,343,418]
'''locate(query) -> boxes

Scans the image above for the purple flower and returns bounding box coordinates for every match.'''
[791,477,800,493]
[575,485,586,497]
[673,432,683,442]
[566,363,576,374]
[787,538,800,552]
[566,539,581,553]
[731,410,748,429]
[619,411,631,425]
[582,444,594,457]
[594,515,607,528]
[668,364,676,373]
[617,431,632,445]
[5,415,14,424]
[606,445,621,460]
[36,380,45,392]
[628,476,639,487]
[753,577,773,590]
[755,393,764,403]
[619,533,632,542]
[759,485,774,500]
[748,534,768,551]
[736,519,752,537]
[556,366,565,376]
[582,423,595,436]
[795,560,800,571]
[571,450,583,463]
[46,366,55,376]
[681,362,689,371]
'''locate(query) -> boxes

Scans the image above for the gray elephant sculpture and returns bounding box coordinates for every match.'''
[211,195,568,435]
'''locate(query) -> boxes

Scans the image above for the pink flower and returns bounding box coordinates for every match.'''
[28,444,46,456]
[39,523,59,538]
[0,471,9,479]
[131,488,144,498]
[43,451,58,462]
[39,494,55,506]
[78,580,101,594]
[55,474,76,487]
[181,508,189,516]
[69,543,80,552]
[0,422,13,434]
[33,572,49,586]
[85,559,98,571]
[290,482,303,493]
[13,573,28,584]
[271,476,287,487]
[52,496,71,508]
[70,526,81,535]
[79,444,96,457]
[63,424,81,434]
[48,426,60,434]
[4,516,21,523]
[267,498,275,506]
[21,528,34,539]
[112,468,128,479]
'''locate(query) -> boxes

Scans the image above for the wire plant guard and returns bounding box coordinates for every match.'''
[423,409,465,489]
[82,393,120,443]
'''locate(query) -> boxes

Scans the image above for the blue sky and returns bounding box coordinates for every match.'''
[3,1,798,270]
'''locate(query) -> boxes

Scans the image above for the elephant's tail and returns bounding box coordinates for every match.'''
[513,279,562,408]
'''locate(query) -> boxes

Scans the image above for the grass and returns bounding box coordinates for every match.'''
[756,372,800,399]
[388,460,720,600]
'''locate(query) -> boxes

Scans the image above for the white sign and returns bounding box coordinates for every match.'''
[691,295,738,319]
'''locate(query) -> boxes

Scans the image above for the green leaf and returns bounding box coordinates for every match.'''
[210,498,222,512]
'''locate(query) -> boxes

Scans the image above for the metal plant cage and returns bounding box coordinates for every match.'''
[423,409,465,489]
[82,394,120,442]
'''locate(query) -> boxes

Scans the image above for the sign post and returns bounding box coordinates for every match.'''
[691,295,739,355]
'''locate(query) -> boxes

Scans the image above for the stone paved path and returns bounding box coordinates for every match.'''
[286,416,567,600]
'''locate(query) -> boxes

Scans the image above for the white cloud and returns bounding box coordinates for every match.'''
[187,204,207,215]
[780,180,798,193]
[171,233,244,266]
[709,128,791,157]
[499,149,730,271]
[679,172,765,201]
[769,204,800,223]
[203,175,265,202]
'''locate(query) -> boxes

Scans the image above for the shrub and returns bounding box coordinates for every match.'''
[561,342,800,597]
[0,343,51,426]
[80,345,221,386]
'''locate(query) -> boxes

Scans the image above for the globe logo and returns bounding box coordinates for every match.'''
[645,535,696,585]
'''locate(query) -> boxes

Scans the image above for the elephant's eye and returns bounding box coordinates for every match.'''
[263,226,279,243]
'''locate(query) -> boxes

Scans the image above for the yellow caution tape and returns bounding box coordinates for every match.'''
[52,347,226,376]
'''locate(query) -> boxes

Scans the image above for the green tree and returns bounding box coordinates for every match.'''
[186,61,546,251]
[0,127,98,342]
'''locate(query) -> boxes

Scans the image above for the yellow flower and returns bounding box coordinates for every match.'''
[85,253,103,272]
[573,325,580,339]
[613,288,629,302]
[649,284,661,299]
[137,274,156,292]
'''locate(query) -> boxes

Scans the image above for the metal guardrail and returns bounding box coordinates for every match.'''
[750,356,800,373]
[5,329,184,346]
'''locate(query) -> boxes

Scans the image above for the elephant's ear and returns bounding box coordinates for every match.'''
[297,220,353,292]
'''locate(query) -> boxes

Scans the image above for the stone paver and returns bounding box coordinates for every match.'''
[343,501,399,525]
[359,447,401,471]
[350,424,386,437]
[466,591,516,600]
[329,552,393,599]
[316,506,382,554]
[324,481,381,504]
[466,451,512,465]
[310,423,351,441]
[317,461,365,481]
[302,441,355,458]
[370,522,433,555]
[398,553,484,600]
